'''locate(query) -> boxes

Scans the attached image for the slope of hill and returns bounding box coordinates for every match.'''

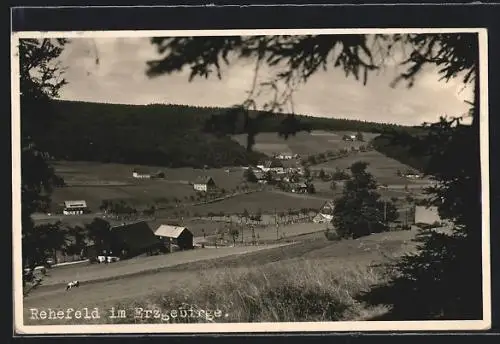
[29,100,417,168]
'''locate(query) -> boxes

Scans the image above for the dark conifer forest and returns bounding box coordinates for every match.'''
[29,99,426,169]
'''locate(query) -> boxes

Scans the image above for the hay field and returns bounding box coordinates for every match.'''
[231,131,379,157]
[49,161,248,211]
[312,150,417,185]
[184,191,326,215]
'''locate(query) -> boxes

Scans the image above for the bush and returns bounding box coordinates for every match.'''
[324,230,341,241]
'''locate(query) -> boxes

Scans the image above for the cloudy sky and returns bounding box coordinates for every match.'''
[56,36,473,126]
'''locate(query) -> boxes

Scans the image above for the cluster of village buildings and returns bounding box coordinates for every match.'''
[51,150,441,265]
[49,220,196,266]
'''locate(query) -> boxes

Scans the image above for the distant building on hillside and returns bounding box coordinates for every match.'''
[405,173,423,179]
[193,176,216,192]
[275,152,298,160]
[63,200,88,215]
[153,224,194,251]
[342,134,357,141]
[291,182,308,194]
[132,169,151,179]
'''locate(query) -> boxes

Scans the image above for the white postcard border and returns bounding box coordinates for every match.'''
[11,27,491,334]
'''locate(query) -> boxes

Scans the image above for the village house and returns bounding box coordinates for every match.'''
[313,200,335,223]
[257,159,285,173]
[405,173,423,179]
[342,134,357,141]
[252,170,267,183]
[153,224,194,251]
[414,205,441,225]
[62,200,88,215]
[108,221,165,259]
[193,176,216,192]
[275,152,297,160]
[132,169,152,179]
[291,182,308,194]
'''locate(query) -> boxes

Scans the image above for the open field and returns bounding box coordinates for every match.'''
[48,161,249,211]
[23,229,418,324]
[231,131,379,157]
[184,190,326,216]
[311,150,430,185]
[188,221,329,243]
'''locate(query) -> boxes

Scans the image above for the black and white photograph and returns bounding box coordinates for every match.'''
[11,28,491,334]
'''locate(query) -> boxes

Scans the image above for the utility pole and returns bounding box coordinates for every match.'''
[275,208,279,240]
[383,200,387,225]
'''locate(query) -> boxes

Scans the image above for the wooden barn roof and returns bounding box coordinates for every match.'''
[64,200,87,208]
[194,176,214,184]
[154,225,192,239]
[110,221,161,251]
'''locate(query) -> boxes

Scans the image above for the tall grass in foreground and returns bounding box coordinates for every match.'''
[108,259,390,324]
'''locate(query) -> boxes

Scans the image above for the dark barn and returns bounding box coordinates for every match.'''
[153,225,194,251]
[110,221,165,258]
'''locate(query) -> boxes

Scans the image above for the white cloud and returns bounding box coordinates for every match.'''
[56,37,473,126]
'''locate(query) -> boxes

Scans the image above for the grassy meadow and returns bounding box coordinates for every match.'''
[49,161,249,211]
[231,130,380,157]
[24,229,418,324]
[312,150,424,185]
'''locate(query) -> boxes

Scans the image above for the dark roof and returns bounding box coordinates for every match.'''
[263,160,284,168]
[253,171,265,179]
[320,200,335,215]
[133,168,151,174]
[110,221,161,251]
[194,176,215,185]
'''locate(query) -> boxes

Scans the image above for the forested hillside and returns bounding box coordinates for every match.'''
[371,131,431,172]
[29,99,421,168]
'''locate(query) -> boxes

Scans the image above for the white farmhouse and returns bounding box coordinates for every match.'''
[63,200,88,215]
[193,176,216,192]
[132,169,151,179]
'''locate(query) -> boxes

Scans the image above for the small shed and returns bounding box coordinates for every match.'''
[154,225,194,251]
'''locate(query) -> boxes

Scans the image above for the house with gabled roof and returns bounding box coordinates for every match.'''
[109,221,165,258]
[313,200,336,223]
[153,224,194,251]
[132,168,152,179]
[193,176,216,192]
[257,159,285,173]
[63,200,88,215]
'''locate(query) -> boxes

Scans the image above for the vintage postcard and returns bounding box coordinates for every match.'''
[11,28,491,334]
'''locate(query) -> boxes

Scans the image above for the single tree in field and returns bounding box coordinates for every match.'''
[85,218,113,258]
[330,180,337,191]
[243,168,258,183]
[318,169,327,180]
[303,166,312,181]
[356,132,365,142]
[332,162,397,239]
[229,227,239,246]
[242,208,249,224]
[263,170,274,184]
